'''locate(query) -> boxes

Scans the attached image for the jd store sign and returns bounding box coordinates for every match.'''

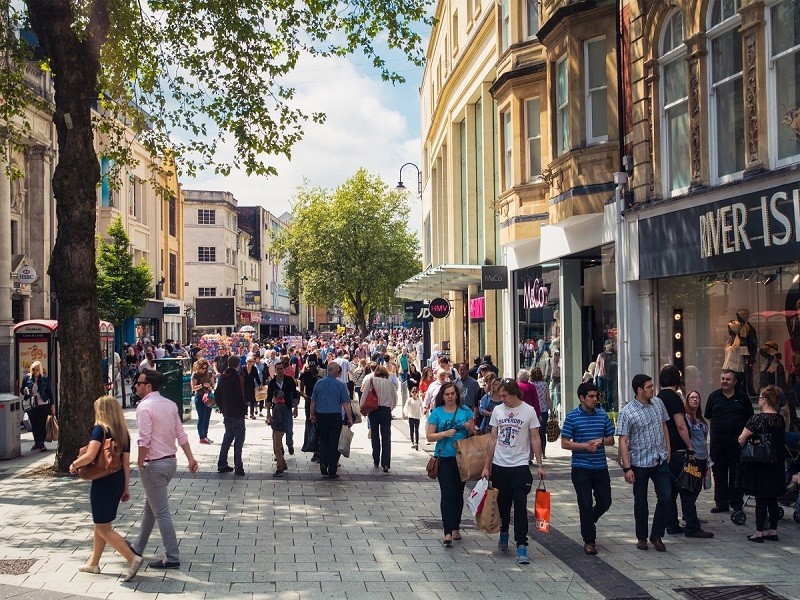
[404,299,451,321]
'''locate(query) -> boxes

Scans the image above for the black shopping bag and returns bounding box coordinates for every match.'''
[301,420,319,453]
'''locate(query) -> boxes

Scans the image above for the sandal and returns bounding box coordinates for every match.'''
[452,532,462,541]
[442,536,452,547]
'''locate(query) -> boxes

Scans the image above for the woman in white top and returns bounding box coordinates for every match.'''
[361,364,398,472]
[404,387,424,450]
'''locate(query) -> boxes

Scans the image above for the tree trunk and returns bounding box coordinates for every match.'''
[27,0,110,473]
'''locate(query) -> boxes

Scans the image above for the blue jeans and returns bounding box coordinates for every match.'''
[632,461,671,540]
[436,457,465,535]
[283,410,294,448]
[218,417,245,470]
[194,395,212,439]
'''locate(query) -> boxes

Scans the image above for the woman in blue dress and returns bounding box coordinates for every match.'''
[426,382,477,547]
[69,396,142,581]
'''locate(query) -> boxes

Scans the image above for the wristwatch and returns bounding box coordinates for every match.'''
[622,467,632,473]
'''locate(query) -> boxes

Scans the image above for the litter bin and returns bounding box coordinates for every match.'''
[154,358,192,422]
[0,394,22,459]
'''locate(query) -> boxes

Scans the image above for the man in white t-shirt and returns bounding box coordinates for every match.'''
[333,349,350,386]
[481,378,545,566]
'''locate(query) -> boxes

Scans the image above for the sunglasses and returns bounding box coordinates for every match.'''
[133,380,148,387]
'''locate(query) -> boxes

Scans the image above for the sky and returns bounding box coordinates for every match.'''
[184,47,428,220]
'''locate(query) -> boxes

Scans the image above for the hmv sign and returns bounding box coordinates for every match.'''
[481,265,508,290]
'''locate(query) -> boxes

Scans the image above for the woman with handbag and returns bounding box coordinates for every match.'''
[685,390,710,493]
[426,382,477,546]
[68,396,142,581]
[360,364,397,472]
[738,385,786,542]
[191,358,215,444]
[20,361,55,452]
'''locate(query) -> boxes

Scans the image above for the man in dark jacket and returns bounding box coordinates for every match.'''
[216,356,247,475]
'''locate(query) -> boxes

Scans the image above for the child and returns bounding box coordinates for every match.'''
[404,387,423,450]
[268,391,288,477]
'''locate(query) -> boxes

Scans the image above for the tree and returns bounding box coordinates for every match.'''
[272,169,421,335]
[97,217,154,328]
[2,1,431,472]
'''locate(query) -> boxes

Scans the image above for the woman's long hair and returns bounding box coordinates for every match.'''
[94,395,130,450]
[684,390,707,427]
[193,358,210,374]
[29,360,44,377]
[434,381,461,407]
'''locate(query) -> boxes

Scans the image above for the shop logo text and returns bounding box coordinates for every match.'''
[523,279,549,309]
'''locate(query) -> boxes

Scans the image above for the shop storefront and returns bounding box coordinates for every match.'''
[637,177,800,403]
[124,299,163,345]
[163,301,184,343]
[261,311,290,338]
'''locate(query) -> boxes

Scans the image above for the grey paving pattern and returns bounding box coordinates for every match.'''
[0,408,798,600]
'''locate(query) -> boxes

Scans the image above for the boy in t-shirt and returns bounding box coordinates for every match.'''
[269,391,289,477]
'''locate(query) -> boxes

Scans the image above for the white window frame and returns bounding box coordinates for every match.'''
[525,0,539,40]
[585,36,609,144]
[502,110,513,190]
[197,209,216,225]
[556,56,569,155]
[500,0,511,52]
[766,0,800,168]
[198,246,216,262]
[707,0,744,184]
[525,97,542,180]
[659,11,691,196]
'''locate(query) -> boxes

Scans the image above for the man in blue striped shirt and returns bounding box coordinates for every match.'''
[561,382,616,555]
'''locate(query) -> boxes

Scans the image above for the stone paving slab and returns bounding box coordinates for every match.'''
[1,407,799,599]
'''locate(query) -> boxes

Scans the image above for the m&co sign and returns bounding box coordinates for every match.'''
[522,278,549,309]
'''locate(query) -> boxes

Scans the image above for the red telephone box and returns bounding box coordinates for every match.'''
[13,320,116,406]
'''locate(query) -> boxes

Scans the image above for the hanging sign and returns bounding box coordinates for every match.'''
[18,265,38,284]
[429,297,451,319]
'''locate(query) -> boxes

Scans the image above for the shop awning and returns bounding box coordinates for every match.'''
[395,264,483,300]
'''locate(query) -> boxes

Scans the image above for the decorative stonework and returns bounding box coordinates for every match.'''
[688,57,702,183]
[744,30,759,165]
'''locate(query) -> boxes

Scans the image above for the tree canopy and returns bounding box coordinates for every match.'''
[272,169,421,334]
[96,217,154,326]
[1,0,431,472]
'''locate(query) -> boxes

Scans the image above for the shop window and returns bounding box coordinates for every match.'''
[660,10,690,195]
[556,56,569,155]
[198,287,216,297]
[769,0,800,167]
[585,37,608,144]
[500,0,510,52]
[525,97,542,180]
[708,0,745,182]
[198,246,216,262]
[502,110,513,190]
[525,0,539,39]
[197,209,215,225]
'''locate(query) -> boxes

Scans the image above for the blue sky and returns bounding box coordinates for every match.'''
[184,41,429,219]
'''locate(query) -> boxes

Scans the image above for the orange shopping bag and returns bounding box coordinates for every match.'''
[534,478,550,533]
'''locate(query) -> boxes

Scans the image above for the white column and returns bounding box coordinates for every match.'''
[0,150,15,393]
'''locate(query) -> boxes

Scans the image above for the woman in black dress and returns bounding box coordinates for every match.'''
[738,385,786,542]
[242,356,262,419]
[69,396,142,581]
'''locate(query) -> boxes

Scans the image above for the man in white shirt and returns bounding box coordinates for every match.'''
[333,349,351,396]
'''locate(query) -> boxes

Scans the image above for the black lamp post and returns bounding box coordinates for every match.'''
[396,162,422,196]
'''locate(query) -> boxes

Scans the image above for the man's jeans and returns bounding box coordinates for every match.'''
[631,461,671,541]
[283,410,294,449]
[667,450,701,533]
[218,417,245,469]
[133,457,180,563]
[571,467,612,543]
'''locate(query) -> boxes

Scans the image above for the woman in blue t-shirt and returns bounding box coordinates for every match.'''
[426,382,477,547]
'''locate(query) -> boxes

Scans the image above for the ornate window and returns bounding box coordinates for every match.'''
[708,0,744,181]
[585,37,608,144]
[555,56,569,155]
[525,98,542,180]
[660,11,690,194]
[500,0,511,52]
[768,0,800,166]
[525,0,539,39]
[502,110,513,189]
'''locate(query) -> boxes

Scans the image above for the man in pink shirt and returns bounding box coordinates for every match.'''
[128,369,199,570]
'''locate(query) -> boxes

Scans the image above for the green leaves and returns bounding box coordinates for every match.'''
[96,216,155,325]
[271,169,421,334]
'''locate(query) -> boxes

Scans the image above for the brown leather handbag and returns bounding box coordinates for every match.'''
[76,429,122,481]
[426,455,439,479]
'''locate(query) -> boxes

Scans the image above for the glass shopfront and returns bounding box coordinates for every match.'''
[514,263,560,371]
[656,264,800,403]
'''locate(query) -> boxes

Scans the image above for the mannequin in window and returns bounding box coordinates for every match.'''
[787,299,800,373]
[759,341,787,390]
[594,340,618,412]
[549,310,561,350]
[722,320,748,395]
[735,308,758,397]
[545,343,561,414]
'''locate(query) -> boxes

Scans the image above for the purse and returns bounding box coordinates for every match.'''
[426,455,439,479]
[202,390,216,407]
[546,413,561,442]
[676,456,703,494]
[361,385,379,415]
[76,429,122,481]
[740,429,777,463]
[22,395,36,412]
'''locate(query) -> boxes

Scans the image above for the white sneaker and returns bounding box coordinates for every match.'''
[123,556,143,582]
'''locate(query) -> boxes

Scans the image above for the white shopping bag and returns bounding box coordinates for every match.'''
[467,477,490,516]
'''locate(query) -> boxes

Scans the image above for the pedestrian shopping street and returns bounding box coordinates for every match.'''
[0,410,797,600]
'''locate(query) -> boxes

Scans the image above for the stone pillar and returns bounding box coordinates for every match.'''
[0,150,14,393]
[559,258,583,418]
[26,145,53,319]
[685,33,708,191]
[740,1,768,175]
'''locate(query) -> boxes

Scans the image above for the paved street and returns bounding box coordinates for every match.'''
[0,407,798,600]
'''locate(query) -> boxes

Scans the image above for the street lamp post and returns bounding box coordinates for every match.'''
[396,162,422,196]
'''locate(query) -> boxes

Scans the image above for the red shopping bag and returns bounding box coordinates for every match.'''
[534,478,550,533]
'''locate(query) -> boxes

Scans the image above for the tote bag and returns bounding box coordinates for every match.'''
[534,478,551,533]
[455,434,489,482]
[76,430,122,481]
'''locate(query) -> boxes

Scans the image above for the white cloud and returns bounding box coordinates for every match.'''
[184,54,423,218]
